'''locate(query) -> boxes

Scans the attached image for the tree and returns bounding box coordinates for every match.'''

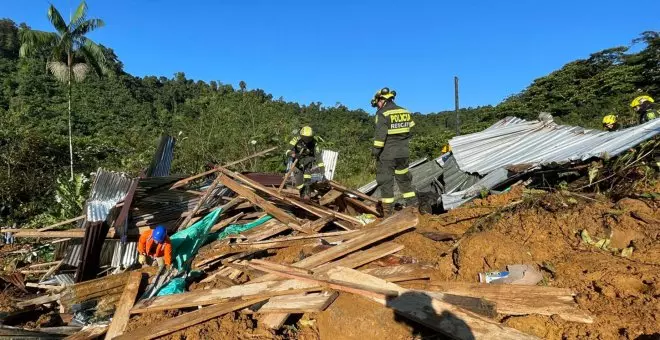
[18,0,110,179]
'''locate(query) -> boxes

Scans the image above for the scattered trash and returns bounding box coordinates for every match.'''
[480,264,544,286]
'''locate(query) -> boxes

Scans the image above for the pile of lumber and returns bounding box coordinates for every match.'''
[1,152,594,340]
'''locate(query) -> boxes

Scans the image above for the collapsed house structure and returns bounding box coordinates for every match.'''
[0,115,658,339]
[360,115,660,209]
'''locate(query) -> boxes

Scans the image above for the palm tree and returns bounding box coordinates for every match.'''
[19,0,110,179]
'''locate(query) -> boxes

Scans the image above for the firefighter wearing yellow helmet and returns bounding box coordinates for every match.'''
[602,114,618,132]
[286,126,325,200]
[630,95,658,124]
[371,87,417,216]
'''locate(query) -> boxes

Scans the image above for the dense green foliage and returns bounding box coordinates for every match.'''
[0,16,657,224]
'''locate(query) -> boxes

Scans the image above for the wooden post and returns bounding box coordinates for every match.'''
[104,272,143,339]
[278,158,298,193]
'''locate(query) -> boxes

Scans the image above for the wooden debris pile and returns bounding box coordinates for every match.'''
[0,146,596,340]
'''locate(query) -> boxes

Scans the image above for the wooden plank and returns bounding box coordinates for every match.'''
[329,180,379,204]
[326,267,537,340]
[3,230,86,238]
[64,324,108,340]
[254,211,414,329]
[320,189,343,206]
[278,158,298,193]
[209,212,245,233]
[105,272,144,339]
[345,197,381,217]
[242,220,291,242]
[307,215,335,232]
[38,215,85,232]
[218,174,303,231]
[252,208,416,284]
[248,261,400,299]
[360,264,432,282]
[218,166,361,228]
[130,279,320,314]
[179,174,223,229]
[118,298,266,340]
[313,242,404,273]
[425,282,593,323]
[240,230,360,245]
[16,293,61,309]
[256,292,338,313]
[170,146,278,189]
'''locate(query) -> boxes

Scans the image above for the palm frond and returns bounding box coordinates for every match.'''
[47,4,68,34]
[72,63,90,82]
[70,1,89,29]
[72,18,105,37]
[79,38,109,76]
[18,29,58,57]
[46,61,69,83]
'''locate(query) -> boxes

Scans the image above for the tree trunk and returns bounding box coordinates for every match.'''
[67,52,74,180]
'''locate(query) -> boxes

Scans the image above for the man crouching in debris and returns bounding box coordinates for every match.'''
[286,126,326,200]
[137,225,173,269]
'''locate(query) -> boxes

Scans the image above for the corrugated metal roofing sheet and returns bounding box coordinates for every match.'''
[321,150,339,180]
[357,158,430,194]
[85,169,138,223]
[441,168,509,209]
[146,136,176,177]
[450,116,660,176]
[371,158,445,198]
[111,241,138,268]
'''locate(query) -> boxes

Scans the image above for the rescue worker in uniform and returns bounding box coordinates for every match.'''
[137,225,172,269]
[286,126,325,200]
[371,87,417,216]
[602,114,619,131]
[631,95,658,124]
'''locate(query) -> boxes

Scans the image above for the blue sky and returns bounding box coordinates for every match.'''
[4,1,659,113]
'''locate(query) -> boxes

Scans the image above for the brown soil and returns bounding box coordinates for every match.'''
[124,187,660,339]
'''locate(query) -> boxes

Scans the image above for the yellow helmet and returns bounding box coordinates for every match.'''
[602,114,617,125]
[300,126,313,137]
[370,87,397,107]
[630,95,654,108]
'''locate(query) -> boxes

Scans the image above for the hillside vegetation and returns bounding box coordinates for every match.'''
[0,18,657,224]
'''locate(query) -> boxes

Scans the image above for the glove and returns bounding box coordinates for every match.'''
[138,253,146,265]
[372,147,382,159]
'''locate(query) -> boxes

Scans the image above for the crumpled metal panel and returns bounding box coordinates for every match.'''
[441,168,509,209]
[85,169,138,223]
[450,116,660,176]
[111,241,138,268]
[371,159,445,198]
[62,243,83,266]
[442,155,480,194]
[54,273,75,286]
[321,149,339,180]
[146,135,176,177]
[357,157,430,194]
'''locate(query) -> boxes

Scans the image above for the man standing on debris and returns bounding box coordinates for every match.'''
[631,95,658,124]
[137,225,172,269]
[371,87,417,216]
[286,126,325,200]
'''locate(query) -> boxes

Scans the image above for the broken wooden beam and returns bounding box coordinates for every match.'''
[344,196,381,217]
[169,146,278,189]
[217,174,303,231]
[104,272,144,339]
[319,189,343,206]
[326,267,536,340]
[360,264,432,282]
[255,291,338,314]
[329,180,379,204]
[130,279,320,314]
[425,282,593,323]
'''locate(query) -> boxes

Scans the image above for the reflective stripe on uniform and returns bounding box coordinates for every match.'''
[317,163,325,167]
[383,108,410,116]
[303,174,312,179]
[296,184,305,189]
[289,137,299,145]
[381,197,395,204]
[395,168,409,175]
[388,127,410,134]
[402,192,416,198]
[374,140,385,147]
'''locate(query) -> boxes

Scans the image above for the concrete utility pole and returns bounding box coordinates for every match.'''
[454,76,460,136]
